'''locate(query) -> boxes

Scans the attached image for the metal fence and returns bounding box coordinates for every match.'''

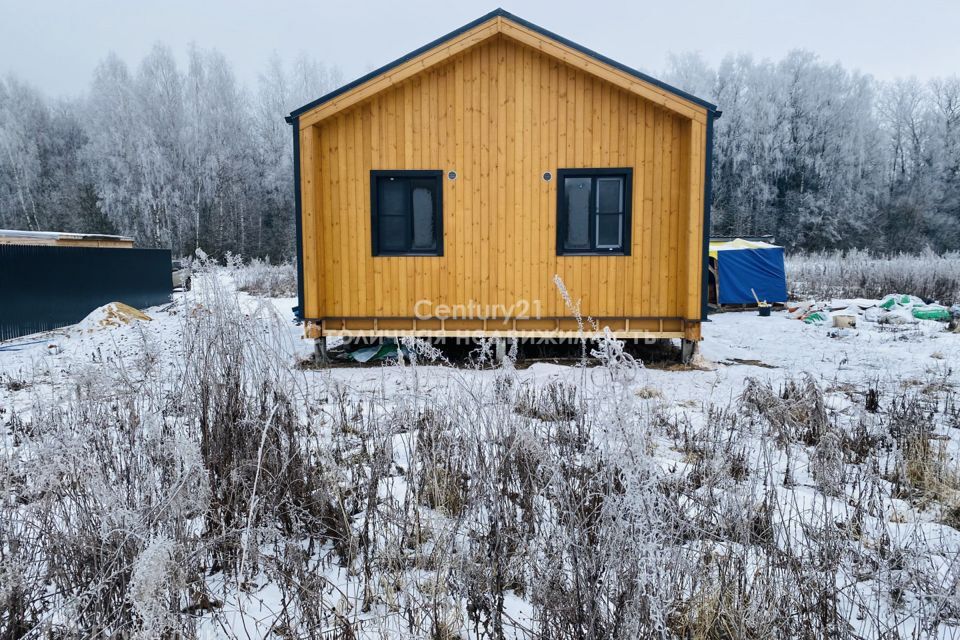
[0,244,172,341]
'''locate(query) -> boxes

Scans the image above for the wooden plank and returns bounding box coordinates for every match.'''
[536,51,548,321]
[479,42,491,309]
[437,65,450,309]
[420,73,430,311]
[567,67,580,312]
[650,108,663,316]
[299,125,318,317]
[372,98,384,317]
[462,53,473,306]
[454,54,465,309]
[495,37,507,314]
[521,45,533,309]
[663,113,676,317]
[342,112,356,316]
[582,73,594,313]
[320,126,336,318]
[623,94,638,318]
[416,74,426,315]
[669,114,681,317]
[310,125,324,317]
[504,41,516,303]
[325,117,340,315]
[685,119,705,320]
[471,44,482,306]
[613,92,627,317]
[554,64,569,317]
[431,67,442,307]
[642,104,655,315]
[594,80,609,316]
[400,82,414,314]
[570,69,583,308]
[337,117,352,316]
[323,328,687,340]
[354,109,368,317]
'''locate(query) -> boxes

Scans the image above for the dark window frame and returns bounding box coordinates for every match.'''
[370,170,444,256]
[555,168,633,256]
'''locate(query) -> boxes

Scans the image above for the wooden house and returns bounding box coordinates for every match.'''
[286,9,720,357]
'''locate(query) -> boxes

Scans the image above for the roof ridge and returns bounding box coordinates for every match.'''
[287,9,717,122]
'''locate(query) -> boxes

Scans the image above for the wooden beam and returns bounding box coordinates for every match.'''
[321,328,689,340]
[684,119,706,321]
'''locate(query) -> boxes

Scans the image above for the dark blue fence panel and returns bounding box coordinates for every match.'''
[0,245,172,341]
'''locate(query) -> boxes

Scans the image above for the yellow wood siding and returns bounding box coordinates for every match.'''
[299,34,706,334]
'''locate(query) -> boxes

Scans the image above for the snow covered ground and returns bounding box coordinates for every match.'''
[2,270,959,638]
[2,279,954,418]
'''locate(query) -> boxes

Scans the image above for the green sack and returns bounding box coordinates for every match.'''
[803,312,827,324]
[912,305,951,321]
[880,294,923,310]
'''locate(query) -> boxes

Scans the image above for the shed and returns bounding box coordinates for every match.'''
[0,229,135,249]
[708,238,788,305]
[287,9,719,351]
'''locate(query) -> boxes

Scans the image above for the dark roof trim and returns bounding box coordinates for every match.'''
[291,116,305,319]
[498,10,717,112]
[700,111,716,322]
[286,8,717,123]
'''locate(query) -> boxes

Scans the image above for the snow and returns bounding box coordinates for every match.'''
[72,301,154,333]
[3,278,952,409]
[2,270,959,637]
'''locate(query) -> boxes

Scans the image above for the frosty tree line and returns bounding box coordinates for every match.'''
[0,44,958,258]
[667,51,960,252]
[0,45,342,259]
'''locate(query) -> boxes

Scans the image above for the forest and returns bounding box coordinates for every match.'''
[0,44,957,257]
[0,45,341,259]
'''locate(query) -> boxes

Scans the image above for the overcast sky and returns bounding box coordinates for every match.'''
[2,0,957,98]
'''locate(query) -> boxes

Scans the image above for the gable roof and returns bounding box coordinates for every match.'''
[287,8,718,126]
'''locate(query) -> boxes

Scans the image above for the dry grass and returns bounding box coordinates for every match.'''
[786,249,960,303]
[227,254,297,298]
[3,269,960,638]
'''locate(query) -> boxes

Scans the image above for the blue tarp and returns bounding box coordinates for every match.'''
[716,247,788,305]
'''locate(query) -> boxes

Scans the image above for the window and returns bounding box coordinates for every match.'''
[370,170,443,256]
[556,168,632,255]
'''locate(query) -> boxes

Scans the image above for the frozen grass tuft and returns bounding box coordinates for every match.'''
[226,254,298,298]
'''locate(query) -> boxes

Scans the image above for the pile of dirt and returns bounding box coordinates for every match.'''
[74,302,152,333]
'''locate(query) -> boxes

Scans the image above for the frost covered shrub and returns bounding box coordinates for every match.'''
[787,248,960,303]
[6,264,960,638]
[811,428,847,496]
[179,264,348,578]
[368,343,960,639]
[415,414,469,516]
[1,389,210,636]
[127,535,180,639]
[514,379,582,422]
[0,263,347,638]
[227,254,298,298]
[739,374,827,446]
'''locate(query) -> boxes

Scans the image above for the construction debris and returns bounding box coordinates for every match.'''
[787,292,957,332]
